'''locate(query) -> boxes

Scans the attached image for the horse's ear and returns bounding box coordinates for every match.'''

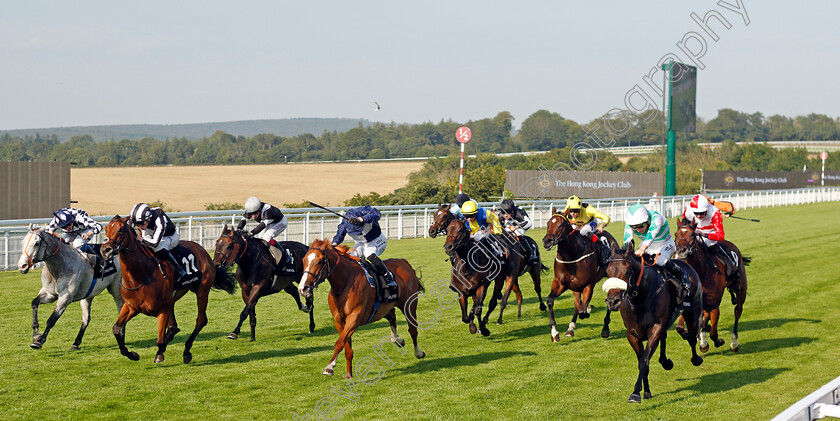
[222,224,229,234]
[625,239,635,255]
[28,223,35,231]
[552,206,558,215]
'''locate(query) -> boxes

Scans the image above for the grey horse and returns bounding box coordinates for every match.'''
[18,224,123,350]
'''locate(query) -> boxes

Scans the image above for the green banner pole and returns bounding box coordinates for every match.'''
[665,130,676,196]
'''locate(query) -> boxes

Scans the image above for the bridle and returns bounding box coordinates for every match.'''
[22,230,61,267]
[106,221,134,255]
[674,227,698,257]
[216,232,247,269]
[544,214,573,250]
[430,210,455,237]
[301,248,337,290]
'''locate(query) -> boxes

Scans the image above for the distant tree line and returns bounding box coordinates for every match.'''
[3,109,840,166]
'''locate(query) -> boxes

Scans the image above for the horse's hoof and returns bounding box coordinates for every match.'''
[699,343,709,353]
[661,359,674,370]
[183,353,192,364]
[227,333,238,340]
[416,351,426,359]
[703,323,711,333]
[250,337,256,342]
[299,305,310,313]
[714,338,726,348]
[565,330,574,337]
[691,356,704,366]
[539,303,547,312]
[730,342,741,352]
[480,327,491,337]
[69,344,80,351]
[628,394,642,403]
[127,351,140,361]
[601,328,610,339]
[394,338,406,348]
[643,391,652,400]
[469,325,477,335]
[551,333,560,343]
[322,368,334,376]
[309,328,315,334]
[497,319,504,325]
[30,341,42,350]
[154,354,164,364]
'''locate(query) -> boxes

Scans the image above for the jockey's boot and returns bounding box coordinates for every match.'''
[367,255,395,288]
[712,243,737,277]
[520,238,536,265]
[266,238,285,266]
[156,249,186,283]
[598,237,611,265]
[662,260,691,311]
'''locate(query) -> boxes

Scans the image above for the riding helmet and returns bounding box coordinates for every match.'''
[626,204,650,227]
[455,193,470,207]
[130,203,152,224]
[245,197,262,213]
[566,196,583,212]
[461,201,478,216]
[54,209,73,228]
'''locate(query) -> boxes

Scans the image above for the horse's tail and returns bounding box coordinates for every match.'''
[741,255,751,266]
[213,266,237,294]
[540,263,549,273]
[414,266,426,293]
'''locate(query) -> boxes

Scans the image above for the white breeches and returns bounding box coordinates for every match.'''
[350,234,387,259]
[255,216,288,242]
[151,232,180,252]
[60,229,95,249]
[646,238,676,265]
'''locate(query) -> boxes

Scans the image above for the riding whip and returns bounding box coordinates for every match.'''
[307,201,355,222]
[728,216,760,222]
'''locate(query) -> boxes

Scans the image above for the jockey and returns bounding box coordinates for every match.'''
[331,205,394,287]
[129,203,185,282]
[460,201,505,259]
[498,199,539,265]
[624,204,690,309]
[450,193,475,218]
[681,194,736,269]
[45,207,102,267]
[562,196,611,264]
[237,197,288,263]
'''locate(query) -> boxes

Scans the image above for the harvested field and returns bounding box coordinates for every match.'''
[72,161,425,216]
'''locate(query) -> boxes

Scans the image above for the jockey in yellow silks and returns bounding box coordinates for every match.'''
[460,201,503,240]
[562,196,611,263]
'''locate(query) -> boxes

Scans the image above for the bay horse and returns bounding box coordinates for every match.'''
[100,216,236,364]
[542,208,620,342]
[602,240,704,403]
[18,224,123,350]
[213,225,315,341]
[674,223,748,352]
[430,204,546,323]
[298,239,425,377]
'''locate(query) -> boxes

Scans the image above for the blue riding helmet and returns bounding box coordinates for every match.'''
[54,210,73,228]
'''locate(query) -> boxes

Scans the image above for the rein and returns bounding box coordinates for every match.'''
[23,231,62,267]
[556,252,593,264]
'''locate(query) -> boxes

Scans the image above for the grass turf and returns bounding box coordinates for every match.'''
[0,201,838,420]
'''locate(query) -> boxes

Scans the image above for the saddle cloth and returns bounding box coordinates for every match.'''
[356,260,398,304]
[171,245,201,288]
[88,244,118,279]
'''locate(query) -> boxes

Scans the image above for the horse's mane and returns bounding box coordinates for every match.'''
[309,239,350,254]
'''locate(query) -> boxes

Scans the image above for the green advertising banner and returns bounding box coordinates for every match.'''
[667,62,697,133]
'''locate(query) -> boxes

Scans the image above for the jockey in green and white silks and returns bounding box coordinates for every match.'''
[624,204,690,308]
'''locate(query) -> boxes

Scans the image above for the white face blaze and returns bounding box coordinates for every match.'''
[550,217,558,225]
[18,231,38,273]
[298,252,320,294]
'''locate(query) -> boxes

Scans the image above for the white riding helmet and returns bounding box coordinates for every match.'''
[244,197,262,213]
[692,195,710,213]
[625,204,650,226]
[130,203,151,224]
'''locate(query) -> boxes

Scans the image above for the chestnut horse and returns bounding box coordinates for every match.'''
[100,216,236,363]
[429,204,546,323]
[542,209,619,342]
[298,239,425,377]
[602,241,704,403]
[213,226,315,341]
[673,224,748,352]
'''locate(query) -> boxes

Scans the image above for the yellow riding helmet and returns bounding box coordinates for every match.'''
[566,196,583,211]
[461,201,478,216]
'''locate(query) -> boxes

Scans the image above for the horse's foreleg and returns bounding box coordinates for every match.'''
[547,279,567,343]
[183,287,210,364]
[699,309,711,352]
[284,283,309,312]
[601,309,611,338]
[112,303,140,361]
[709,307,725,348]
[626,330,645,403]
[474,283,492,337]
[329,314,361,378]
[30,289,56,348]
[234,285,263,342]
[497,276,516,324]
[324,317,346,376]
[35,292,72,348]
[307,299,316,334]
[686,308,704,366]
[71,298,94,351]
[155,310,178,364]
[636,325,664,402]
[512,280,523,318]
[401,293,425,359]
[658,330,673,370]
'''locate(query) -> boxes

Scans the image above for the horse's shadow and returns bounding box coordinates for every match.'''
[730,336,817,355]
[736,317,820,332]
[643,367,790,410]
[192,345,333,366]
[395,350,537,375]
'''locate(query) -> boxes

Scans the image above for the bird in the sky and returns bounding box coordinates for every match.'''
[374,101,381,111]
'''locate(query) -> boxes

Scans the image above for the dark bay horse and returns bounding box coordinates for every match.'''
[430,204,546,323]
[542,209,619,341]
[100,216,236,363]
[674,224,748,352]
[603,241,704,403]
[213,225,315,340]
[298,239,425,377]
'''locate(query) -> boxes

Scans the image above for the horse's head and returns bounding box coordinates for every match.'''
[18,224,56,274]
[603,240,639,308]
[543,208,574,250]
[100,216,133,260]
[298,239,338,299]
[673,224,699,260]
[443,219,470,258]
[429,204,453,238]
[213,225,245,269]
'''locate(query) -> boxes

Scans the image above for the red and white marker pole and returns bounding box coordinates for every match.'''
[456,126,472,194]
[821,151,828,187]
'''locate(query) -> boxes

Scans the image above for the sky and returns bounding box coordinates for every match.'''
[1,1,837,131]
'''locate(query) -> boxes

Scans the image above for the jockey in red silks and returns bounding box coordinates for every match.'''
[681,195,737,269]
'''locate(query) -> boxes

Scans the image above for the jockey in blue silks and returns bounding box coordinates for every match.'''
[331,205,393,286]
